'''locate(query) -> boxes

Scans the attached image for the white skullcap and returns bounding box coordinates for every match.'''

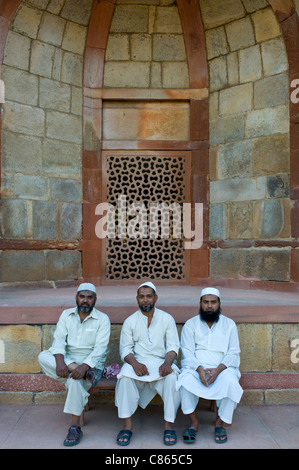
[77,283,97,295]
[200,287,220,299]
[137,281,157,294]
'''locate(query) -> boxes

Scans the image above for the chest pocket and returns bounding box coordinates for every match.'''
[81,327,98,347]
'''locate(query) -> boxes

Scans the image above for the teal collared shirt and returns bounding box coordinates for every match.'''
[49,307,111,369]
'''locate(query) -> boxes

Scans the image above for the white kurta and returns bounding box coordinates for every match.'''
[177,314,243,423]
[115,308,180,421]
[117,308,180,381]
[38,307,111,416]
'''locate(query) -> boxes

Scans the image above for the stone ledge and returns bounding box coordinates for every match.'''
[1,372,299,392]
[1,304,299,324]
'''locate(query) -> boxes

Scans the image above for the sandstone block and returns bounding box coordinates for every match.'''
[71,86,83,116]
[47,0,65,15]
[209,203,226,240]
[3,31,31,71]
[60,203,82,239]
[208,56,227,92]
[265,390,299,404]
[62,22,87,55]
[0,392,33,405]
[210,177,266,203]
[153,34,186,61]
[219,140,252,179]
[12,3,42,39]
[61,52,83,86]
[2,131,42,174]
[245,105,289,138]
[60,0,93,26]
[227,52,239,86]
[131,34,152,61]
[3,101,45,137]
[252,8,281,42]
[50,178,81,203]
[30,40,55,78]
[104,61,150,88]
[32,201,57,239]
[0,325,42,373]
[38,11,66,46]
[106,34,130,61]
[199,0,245,29]
[254,199,290,238]
[110,5,148,33]
[162,62,189,88]
[261,38,288,76]
[14,174,48,201]
[154,6,182,33]
[42,139,81,177]
[39,78,71,112]
[228,201,253,239]
[206,27,228,60]
[252,135,290,175]
[46,111,82,144]
[267,175,289,199]
[0,250,45,282]
[0,198,28,238]
[46,250,81,280]
[2,66,38,106]
[239,45,262,83]
[219,83,252,116]
[254,73,288,109]
[210,115,245,145]
[225,17,255,51]
[238,324,272,372]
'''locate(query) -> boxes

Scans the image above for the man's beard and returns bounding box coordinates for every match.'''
[199,306,221,323]
[76,301,94,313]
[139,303,155,313]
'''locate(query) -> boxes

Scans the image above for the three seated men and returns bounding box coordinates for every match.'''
[39,282,242,446]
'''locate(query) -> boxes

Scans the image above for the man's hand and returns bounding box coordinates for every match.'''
[197,364,227,386]
[159,351,177,377]
[124,354,149,376]
[70,363,90,380]
[54,354,69,378]
[159,362,173,377]
[132,361,149,377]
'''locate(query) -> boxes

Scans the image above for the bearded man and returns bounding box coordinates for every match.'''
[176,287,243,444]
[38,283,110,446]
[115,281,180,447]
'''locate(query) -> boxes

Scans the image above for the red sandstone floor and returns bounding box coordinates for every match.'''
[0,403,298,449]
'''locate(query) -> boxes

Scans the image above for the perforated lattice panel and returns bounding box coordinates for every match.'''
[102,152,190,281]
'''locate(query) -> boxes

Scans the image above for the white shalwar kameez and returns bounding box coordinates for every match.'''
[115,308,180,423]
[38,307,110,417]
[176,314,243,424]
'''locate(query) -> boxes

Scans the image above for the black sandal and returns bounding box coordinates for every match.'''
[63,425,83,446]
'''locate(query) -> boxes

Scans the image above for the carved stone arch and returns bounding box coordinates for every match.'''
[81,0,210,284]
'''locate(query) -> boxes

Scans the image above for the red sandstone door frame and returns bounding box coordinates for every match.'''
[80,0,210,285]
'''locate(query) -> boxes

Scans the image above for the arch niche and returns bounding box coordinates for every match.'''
[80,0,210,285]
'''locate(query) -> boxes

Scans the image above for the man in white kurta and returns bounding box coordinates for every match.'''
[38,283,111,446]
[115,282,180,446]
[177,287,243,443]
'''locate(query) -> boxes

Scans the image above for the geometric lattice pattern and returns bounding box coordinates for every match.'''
[104,152,188,280]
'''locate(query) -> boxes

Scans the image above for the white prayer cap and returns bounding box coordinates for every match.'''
[137,281,157,294]
[77,283,97,295]
[200,287,220,299]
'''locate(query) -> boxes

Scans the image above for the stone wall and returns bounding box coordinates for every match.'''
[201,0,291,282]
[0,0,95,284]
[1,321,299,404]
[103,1,189,88]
